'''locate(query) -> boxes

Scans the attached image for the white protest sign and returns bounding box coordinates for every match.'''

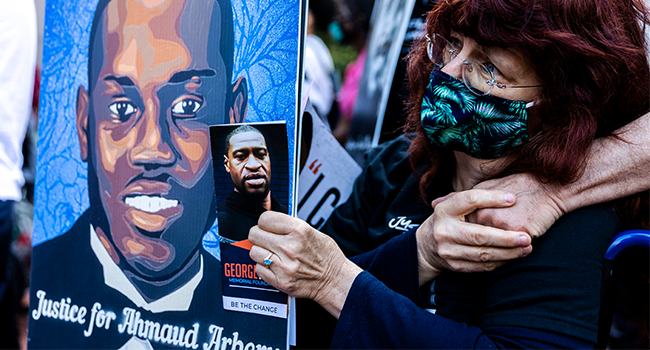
[297,113,362,229]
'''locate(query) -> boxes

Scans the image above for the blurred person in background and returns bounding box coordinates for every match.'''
[0,1,37,348]
[332,0,375,145]
[304,0,338,129]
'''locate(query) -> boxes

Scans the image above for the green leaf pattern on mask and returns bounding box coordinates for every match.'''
[421,70,529,159]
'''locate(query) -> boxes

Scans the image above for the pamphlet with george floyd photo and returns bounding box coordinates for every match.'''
[28,0,305,349]
[210,122,291,320]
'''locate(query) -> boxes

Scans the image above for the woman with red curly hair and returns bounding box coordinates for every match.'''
[249,0,649,348]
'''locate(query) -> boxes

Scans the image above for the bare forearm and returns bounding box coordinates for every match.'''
[558,113,650,213]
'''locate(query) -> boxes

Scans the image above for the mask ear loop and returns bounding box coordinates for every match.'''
[525,100,544,138]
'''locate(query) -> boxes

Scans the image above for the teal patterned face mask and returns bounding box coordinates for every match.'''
[420,69,534,159]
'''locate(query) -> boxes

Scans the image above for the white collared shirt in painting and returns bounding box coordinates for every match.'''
[90,225,204,313]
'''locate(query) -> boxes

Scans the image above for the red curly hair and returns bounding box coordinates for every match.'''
[405,0,650,229]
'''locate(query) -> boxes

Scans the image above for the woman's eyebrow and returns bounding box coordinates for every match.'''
[477,44,516,67]
[476,42,499,58]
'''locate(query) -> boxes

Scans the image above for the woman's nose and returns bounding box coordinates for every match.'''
[441,56,465,81]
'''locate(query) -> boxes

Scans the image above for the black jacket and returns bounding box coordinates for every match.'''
[320,135,452,255]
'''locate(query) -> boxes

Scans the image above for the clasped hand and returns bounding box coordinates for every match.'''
[249,211,362,318]
[416,189,534,285]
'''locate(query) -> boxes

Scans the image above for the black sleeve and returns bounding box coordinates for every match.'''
[333,272,592,349]
[349,228,424,305]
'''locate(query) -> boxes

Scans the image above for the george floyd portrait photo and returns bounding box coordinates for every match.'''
[212,123,290,243]
[28,0,301,348]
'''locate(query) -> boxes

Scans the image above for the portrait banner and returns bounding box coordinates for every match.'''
[29,0,304,349]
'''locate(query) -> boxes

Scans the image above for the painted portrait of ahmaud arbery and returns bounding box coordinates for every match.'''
[28,0,294,348]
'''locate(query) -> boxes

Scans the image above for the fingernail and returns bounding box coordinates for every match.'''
[504,193,515,203]
[517,236,529,246]
[521,245,533,256]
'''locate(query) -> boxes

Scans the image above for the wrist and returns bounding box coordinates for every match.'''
[314,258,362,319]
[539,180,571,215]
[416,226,442,286]
[417,253,441,287]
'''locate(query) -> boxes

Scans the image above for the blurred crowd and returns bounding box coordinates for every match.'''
[303,0,376,145]
[0,1,38,348]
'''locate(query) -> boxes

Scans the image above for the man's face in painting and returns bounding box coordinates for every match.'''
[76,0,246,280]
[224,130,272,201]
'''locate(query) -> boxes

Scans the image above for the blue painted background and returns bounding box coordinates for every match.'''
[33,0,301,259]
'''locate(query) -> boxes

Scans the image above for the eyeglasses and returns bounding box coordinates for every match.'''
[425,34,541,96]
